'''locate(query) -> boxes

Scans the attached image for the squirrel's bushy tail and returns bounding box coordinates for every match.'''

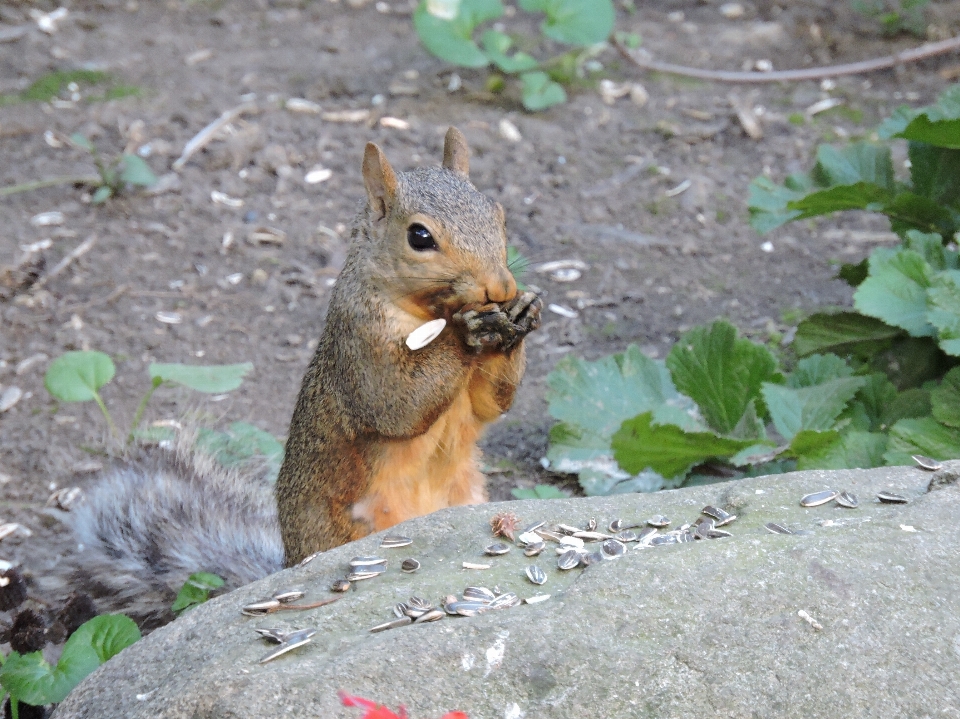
[59,437,283,629]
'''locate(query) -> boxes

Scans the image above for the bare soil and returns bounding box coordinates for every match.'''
[1,0,959,591]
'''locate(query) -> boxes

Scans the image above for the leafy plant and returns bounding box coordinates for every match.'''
[197,422,285,482]
[413,0,616,110]
[851,0,929,36]
[544,319,960,494]
[0,615,139,717]
[69,133,157,203]
[171,572,225,613]
[511,484,568,499]
[44,350,254,444]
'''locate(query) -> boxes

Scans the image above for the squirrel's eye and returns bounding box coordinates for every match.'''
[407,223,438,252]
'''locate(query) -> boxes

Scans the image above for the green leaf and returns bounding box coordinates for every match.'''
[882,387,932,426]
[612,412,758,480]
[909,142,960,211]
[45,351,116,403]
[931,366,960,428]
[172,572,225,613]
[511,484,567,500]
[761,376,867,441]
[518,0,615,45]
[852,373,898,431]
[884,416,960,465]
[902,229,951,270]
[91,185,113,204]
[853,248,935,337]
[0,616,139,706]
[792,311,902,358]
[481,30,538,73]
[787,353,852,388]
[412,0,503,68]
[888,85,960,149]
[119,154,157,187]
[196,421,285,481]
[796,431,888,470]
[148,362,253,393]
[519,71,566,111]
[837,258,869,287]
[783,428,841,460]
[69,133,94,151]
[885,191,957,237]
[895,116,960,150]
[729,443,780,467]
[747,175,805,233]
[928,269,960,355]
[786,182,892,220]
[666,321,778,435]
[810,142,895,191]
[873,336,952,390]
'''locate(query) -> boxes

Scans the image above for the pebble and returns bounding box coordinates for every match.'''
[0,387,23,413]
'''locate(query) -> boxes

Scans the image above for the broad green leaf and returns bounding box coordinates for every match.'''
[786,182,892,220]
[810,142,895,191]
[0,615,139,706]
[730,443,780,467]
[902,229,952,270]
[519,71,566,111]
[783,429,841,460]
[119,154,157,187]
[519,0,615,45]
[196,421,285,481]
[792,311,901,358]
[761,376,867,441]
[877,104,917,139]
[787,353,852,388]
[837,258,869,287]
[889,85,960,149]
[884,191,957,238]
[149,362,253,393]
[884,416,960,465]
[882,387,932,426]
[928,269,960,355]
[172,572,225,612]
[853,248,935,336]
[413,0,504,67]
[666,321,778,435]
[481,30,538,73]
[612,412,758,480]
[747,175,805,233]
[895,116,960,150]
[931,366,960,428]
[909,142,960,211]
[852,373,898,431]
[45,351,115,403]
[511,484,567,500]
[69,133,94,151]
[91,185,113,204]
[796,431,888,470]
[728,398,767,441]
[577,466,665,495]
[872,336,952,390]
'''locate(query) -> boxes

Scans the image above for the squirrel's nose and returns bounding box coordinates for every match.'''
[485,269,517,304]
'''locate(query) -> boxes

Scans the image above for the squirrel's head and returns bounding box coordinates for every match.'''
[359,127,517,320]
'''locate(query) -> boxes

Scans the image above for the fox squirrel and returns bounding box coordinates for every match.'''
[58,128,541,625]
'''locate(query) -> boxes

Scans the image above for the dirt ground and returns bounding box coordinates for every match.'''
[1,0,960,591]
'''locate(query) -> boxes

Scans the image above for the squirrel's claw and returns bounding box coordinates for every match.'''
[504,291,542,338]
[453,292,542,353]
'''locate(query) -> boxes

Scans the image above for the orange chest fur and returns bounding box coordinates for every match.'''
[350,379,489,532]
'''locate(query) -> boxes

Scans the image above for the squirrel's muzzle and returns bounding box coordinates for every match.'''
[484,269,518,305]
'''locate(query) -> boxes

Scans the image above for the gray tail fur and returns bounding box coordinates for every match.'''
[57,438,283,629]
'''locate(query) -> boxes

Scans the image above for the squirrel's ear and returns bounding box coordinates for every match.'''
[362,142,398,220]
[442,127,470,178]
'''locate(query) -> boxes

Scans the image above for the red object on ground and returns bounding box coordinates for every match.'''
[339,692,468,719]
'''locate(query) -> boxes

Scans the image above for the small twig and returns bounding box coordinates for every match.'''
[613,34,960,83]
[32,235,97,290]
[0,175,98,197]
[172,101,259,171]
[61,283,128,313]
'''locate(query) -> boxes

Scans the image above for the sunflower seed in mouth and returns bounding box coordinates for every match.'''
[800,490,839,507]
[484,542,511,556]
[580,551,604,567]
[380,535,413,548]
[330,579,351,592]
[349,556,387,568]
[647,515,670,528]
[414,608,445,623]
[369,616,413,633]
[462,562,491,570]
[463,586,496,602]
[764,522,794,535]
[557,549,581,570]
[835,491,859,508]
[877,491,908,504]
[524,541,546,557]
[525,565,547,585]
[273,590,305,603]
[912,454,942,471]
[346,571,383,581]
[258,632,315,663]
[401,558,420,573]
[524,594,550,604]
[601,539,626,558]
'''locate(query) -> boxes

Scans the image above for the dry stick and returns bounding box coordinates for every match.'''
[613,34,960,83]
[172,101,259,171]
[32,235,96,290]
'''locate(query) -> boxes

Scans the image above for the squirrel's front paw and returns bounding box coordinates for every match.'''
[502,291,542,344]
[453,306,518,352]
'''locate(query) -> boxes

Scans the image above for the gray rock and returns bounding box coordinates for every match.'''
[54,464,960,718]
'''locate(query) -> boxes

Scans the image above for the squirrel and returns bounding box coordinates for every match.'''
[55,127,542,627]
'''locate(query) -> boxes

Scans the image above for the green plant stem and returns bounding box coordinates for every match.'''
[10,696,18,719]
[0,176,97,197]
[91,390,120,440]
[128,379,163,443]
